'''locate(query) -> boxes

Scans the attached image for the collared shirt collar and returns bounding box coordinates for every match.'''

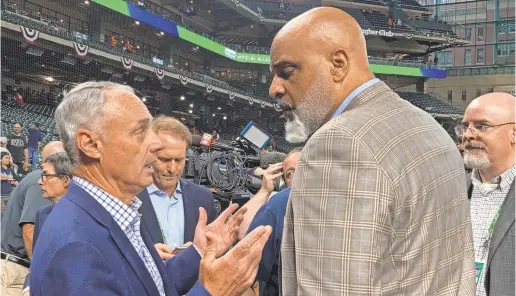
[471,165,516,195]
[147,180,182,196]
[73,176,142,232]
[331,78,380,119]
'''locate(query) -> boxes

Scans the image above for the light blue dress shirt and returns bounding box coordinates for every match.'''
[147,182,185,249]
[331,78,380,118]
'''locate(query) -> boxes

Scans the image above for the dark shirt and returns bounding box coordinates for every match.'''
[247,187,290,296]
[27,128,42,150]
[1,170,51,258]
[1,166,16,196]
[7,134,27,164]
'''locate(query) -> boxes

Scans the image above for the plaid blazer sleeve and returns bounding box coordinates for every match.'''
[281,124,396,295]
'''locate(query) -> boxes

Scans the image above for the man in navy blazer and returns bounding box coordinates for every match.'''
[30,81,272,296]
[138,116,218,253]
[139,179,217,248]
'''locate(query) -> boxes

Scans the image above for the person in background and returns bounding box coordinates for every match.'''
[1,152,17,197]
[239,148,302,240]
[7,122,29,174]
[138,116,218,259]
[458,92,515,296]
[0,137,10,155]
[21,152,73,296]
[271,7,475,295]
[37,152,72,205]
[27,123,42,171]
[238,148,302,296]
[1,142,64,296]
[0,137,17,174]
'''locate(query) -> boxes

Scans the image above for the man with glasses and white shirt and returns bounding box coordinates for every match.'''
[456,92,515,296]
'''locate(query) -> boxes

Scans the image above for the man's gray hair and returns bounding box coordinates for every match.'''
[55,81,134,166]
[43,152,73,177]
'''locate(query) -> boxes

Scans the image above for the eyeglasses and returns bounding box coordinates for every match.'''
[285,169,295,180]
[455,122,515,138]
[40,173,66,182]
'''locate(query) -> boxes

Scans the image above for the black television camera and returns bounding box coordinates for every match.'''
[183,135,285,214]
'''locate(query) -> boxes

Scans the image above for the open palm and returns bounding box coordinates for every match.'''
[194,204,247,257]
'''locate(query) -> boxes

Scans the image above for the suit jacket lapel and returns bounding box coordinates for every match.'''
[138,190,164,244]
[108,221,160,296]
[181,180,197,243]
[66,183,160,296]
[487,180,515,268]
[141,222,175,295]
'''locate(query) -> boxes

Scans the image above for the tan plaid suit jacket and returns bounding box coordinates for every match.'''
[280,81,476,296]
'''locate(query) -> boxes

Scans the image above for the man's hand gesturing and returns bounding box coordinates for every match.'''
[261,163,283,194]
[200,225,272,296]
[193,204,247,257]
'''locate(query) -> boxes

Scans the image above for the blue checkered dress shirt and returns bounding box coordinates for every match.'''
[73,177,166,296]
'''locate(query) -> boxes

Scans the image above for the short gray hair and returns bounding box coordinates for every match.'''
[55,81,134,166]
[43,152,73,177]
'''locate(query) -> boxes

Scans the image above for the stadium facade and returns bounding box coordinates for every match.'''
[426,0,515,109]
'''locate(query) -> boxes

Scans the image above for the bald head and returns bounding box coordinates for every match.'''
[41,141,65,160]
[269,7,374,143]
[273,7,368,69]
[467,92,515,122]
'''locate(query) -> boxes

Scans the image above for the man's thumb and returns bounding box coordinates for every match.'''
[197,207,207,228]
[203,231,217,262]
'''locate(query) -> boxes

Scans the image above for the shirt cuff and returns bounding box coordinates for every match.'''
[187,281,211,295]
[22,286,30,295]
[192,244,203,258]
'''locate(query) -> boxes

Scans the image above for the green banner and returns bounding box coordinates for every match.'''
[235,52,271,64]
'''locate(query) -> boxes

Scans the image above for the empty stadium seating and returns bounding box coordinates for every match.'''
[397,92,462,115]
[343,8,412,32]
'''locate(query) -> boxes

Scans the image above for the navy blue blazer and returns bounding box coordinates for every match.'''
[23,203,55,291]
[33,203,54,246]
[138,179,218,245]
[30,182,210,296]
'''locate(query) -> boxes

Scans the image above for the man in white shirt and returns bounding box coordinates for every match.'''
[457,92,515,296]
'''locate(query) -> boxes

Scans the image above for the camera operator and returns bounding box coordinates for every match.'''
[238,148,302,296]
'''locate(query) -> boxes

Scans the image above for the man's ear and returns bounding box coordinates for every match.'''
[76,129,102,160]
[330,49,349,83]
[62,176,71,188]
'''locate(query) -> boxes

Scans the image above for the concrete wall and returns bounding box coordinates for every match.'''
[426,74,515,110]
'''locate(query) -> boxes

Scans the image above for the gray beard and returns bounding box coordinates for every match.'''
[463,149,490,169]
[284,75,332,143]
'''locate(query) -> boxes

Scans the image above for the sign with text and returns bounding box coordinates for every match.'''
[361,28,394,37]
